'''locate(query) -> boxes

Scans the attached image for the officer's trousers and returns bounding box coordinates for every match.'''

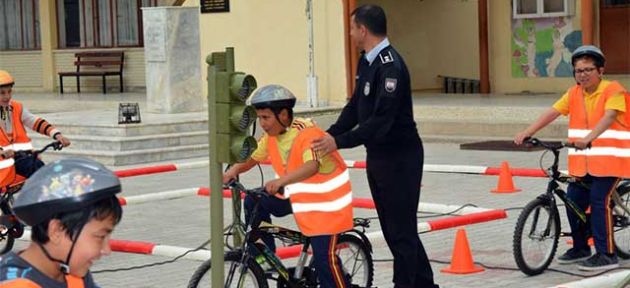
[366,141,439,288]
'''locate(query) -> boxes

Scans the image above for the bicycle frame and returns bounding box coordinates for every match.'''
[225,180,372,288]
[226,181,310,287]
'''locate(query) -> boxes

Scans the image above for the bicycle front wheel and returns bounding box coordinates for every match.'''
[513,197,560,276]
[187,251,268,288]
[613,185,630,259]
[0,205,15,255]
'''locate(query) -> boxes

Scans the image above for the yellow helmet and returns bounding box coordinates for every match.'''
[0,70,14,87]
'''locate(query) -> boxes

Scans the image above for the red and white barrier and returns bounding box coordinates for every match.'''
[114,160,549,178]
[114,161,209,178]
[118,187,496,217]
[22,209,504,261]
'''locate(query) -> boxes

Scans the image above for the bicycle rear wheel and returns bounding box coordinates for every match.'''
[305,234,374,288]
[187,251,268,288]
[613,185,630,259]
[335,234,374,288]
[513,197,560,276]
[0,205,15,255]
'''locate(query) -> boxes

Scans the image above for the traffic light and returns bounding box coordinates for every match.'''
[207,48,258,164]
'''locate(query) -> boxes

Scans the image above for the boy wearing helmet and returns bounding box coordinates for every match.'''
[0,70,71,187]
[0,158,123,287]
[223,85,352,287]
[515,45,627,270]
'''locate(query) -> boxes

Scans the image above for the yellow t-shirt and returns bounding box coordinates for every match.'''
[250,117,336,174]
[552,80,626,124]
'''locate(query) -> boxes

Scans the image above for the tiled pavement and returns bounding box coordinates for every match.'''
[12,142,627,288]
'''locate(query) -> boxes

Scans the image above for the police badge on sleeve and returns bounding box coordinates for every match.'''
[385,78,397,93]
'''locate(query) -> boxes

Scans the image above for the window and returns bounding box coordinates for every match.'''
[513,0,574,18]
[57,0,158,48]
[0,0,40,50]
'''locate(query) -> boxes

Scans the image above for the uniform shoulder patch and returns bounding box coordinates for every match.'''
[385,78,398,93]
[379,51,395,64]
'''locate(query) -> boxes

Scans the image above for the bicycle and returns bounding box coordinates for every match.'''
[0,141,63,254]
[512,137,630,276]
[188,180,374,288]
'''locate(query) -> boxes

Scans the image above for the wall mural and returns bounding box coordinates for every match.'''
[512,17,582,78]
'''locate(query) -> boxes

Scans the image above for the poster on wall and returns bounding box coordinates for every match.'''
[200,0,229,13]
[512,17,582,78]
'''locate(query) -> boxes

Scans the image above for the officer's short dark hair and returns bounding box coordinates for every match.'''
[351,5,387,37]
[31,196,122,244]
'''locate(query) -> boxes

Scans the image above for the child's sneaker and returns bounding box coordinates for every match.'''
[577,253,619,271]
[556,248,591,264]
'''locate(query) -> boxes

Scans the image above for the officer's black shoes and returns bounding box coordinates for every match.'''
[556,248,592,264]
[577,253,619,271]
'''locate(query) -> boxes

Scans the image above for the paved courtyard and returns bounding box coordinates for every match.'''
[10,141,627,287]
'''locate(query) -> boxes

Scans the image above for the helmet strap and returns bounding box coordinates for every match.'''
[272,108,293,131]
[38,213,89,275]
[37,243,70,274]
[62,212,89,275]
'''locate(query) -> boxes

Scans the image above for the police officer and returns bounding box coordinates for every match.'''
[312,5,438,288]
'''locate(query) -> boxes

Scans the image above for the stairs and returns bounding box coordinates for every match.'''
[29,110,209,166]
[20,92,567,166]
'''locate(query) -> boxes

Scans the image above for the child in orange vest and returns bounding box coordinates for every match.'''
[515,45,627,271]
[223,85,352,287]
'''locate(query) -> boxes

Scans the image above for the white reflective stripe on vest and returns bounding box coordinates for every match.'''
[291,191,353,213]
[0,158,14,169]
[568,129,630,140]
[284,170,350,198]
[3,142,33,151]
[568,147,630,157]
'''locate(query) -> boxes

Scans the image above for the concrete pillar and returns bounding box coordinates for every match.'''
[39,0,58,91]
[142,7,204,113]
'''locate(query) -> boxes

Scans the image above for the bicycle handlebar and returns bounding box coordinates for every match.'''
[13,141,63,160]
[523,137,591,151]
[224,179,284,198]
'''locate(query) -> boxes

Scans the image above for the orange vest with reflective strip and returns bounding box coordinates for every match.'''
[267,127,353,236]
[1,274,85,288]
[0,100,33,187]
[567,81,630,178]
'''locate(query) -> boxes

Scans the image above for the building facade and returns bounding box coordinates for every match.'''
[0,0,628,105]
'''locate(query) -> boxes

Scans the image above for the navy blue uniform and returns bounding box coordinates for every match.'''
[328,46,438,288]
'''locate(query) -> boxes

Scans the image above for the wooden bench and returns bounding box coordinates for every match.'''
[58,51,124,94]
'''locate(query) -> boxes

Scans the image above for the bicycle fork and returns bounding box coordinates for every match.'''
[293,239,311,280]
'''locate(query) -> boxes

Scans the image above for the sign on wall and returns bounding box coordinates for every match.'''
[200,0,229,13]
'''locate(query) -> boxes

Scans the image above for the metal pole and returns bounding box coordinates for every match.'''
[478,0,490,93]
[207,53,224,288]
[306,0,318,107]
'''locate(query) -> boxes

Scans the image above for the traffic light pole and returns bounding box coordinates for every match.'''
[207,47,258,287]
[206,53,225,288]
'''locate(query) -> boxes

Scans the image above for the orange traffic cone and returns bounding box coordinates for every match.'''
[491,161,522,193]
[441,229,484,274]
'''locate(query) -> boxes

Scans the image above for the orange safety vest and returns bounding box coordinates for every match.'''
[567,81,630,178]
[267,127,353,236]
[0,274,85,288]
[0,100,34,187]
